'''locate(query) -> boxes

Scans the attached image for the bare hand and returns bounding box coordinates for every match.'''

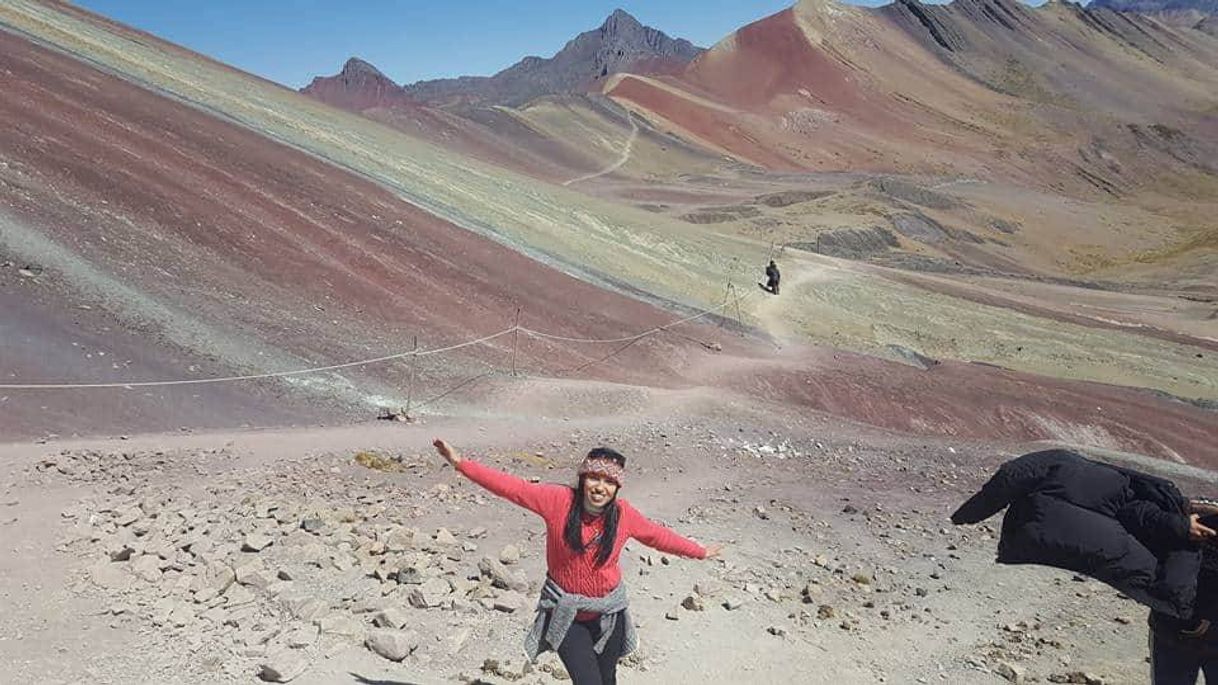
[1190,514,1216,542]
[433,438,462,468]
[704,544,724,559]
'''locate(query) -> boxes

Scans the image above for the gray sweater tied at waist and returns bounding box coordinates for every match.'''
[524,576,638,662]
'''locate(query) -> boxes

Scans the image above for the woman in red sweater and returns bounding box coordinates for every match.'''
[433,439,720,685]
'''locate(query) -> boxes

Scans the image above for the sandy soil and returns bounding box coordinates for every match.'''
[0,386,1194,685]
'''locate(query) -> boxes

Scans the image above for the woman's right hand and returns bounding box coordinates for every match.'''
[433,438,462,468]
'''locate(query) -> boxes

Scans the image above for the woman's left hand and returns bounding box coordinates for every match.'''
[704,544,724,559]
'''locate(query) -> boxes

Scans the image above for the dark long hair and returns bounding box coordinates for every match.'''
[564,447,625,567]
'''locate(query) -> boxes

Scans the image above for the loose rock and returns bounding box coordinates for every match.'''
[258,652,309,682]
[242,534,275,552]
[366,629,419,662]
[499,544,521,565]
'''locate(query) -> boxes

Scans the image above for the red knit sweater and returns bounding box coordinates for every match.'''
[458,460,706,617]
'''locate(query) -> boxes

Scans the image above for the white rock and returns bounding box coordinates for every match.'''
[243,534,275,552]
[285,625,318,649]
[996,662,1025,683]
[114,506,142,527]
[258,652,309,682]
[167,604,194,627]
[89,561,133,591]
[479,556,528,592]
[224,584,257,607]
[499,544,521,565]
[236,561,275,590]
[409,578,452,609]
[131,554,164,583]
[373,607,410,629]
[384,527,416,553]
[493,591,528,613]
[366,629,419,662]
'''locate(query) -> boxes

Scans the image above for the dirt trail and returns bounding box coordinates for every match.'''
[749,258,849,342]
[562,112,639,186]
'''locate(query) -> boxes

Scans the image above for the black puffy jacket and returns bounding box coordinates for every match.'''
[952,449,1202,618]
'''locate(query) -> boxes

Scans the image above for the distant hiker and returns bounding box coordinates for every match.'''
[432,439,721,685]
[952,449,1218,684]
[764,259,780,295]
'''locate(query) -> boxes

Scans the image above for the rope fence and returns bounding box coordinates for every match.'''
[0,282,760,398]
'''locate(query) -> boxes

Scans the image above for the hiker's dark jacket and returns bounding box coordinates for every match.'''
[765,264,779,284]
[952,449,1202,618]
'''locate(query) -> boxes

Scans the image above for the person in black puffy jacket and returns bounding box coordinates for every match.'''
[1150,500,1218,685]
[952,449,1217,684]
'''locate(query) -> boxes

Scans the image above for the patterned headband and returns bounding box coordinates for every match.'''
[578,456,625,486]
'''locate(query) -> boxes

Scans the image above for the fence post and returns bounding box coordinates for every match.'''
[404,335,419,416]
[511,307,522,377]
[718,279,733,329]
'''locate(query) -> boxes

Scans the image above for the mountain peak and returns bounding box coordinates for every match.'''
[301,56,412,112]
[403,12,703,107]
[340,57,388,80]
[602,8,643,30]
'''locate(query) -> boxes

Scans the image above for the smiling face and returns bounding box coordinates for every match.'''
[581,474,619,513]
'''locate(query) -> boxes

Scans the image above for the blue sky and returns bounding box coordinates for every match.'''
[73,1,825,88]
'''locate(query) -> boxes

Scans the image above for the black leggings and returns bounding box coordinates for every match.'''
[556,618,626,685]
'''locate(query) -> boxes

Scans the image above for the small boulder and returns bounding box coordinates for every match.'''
[224,584,257,607]
[373,607,410,629]
[242,534,275,552]
[479,556,529,592]
[113,506,142,527]
[299,518,324,534]
[995,661,1026,683]
[493,591,527,613]
[366,629,419,662]
[89,561,133,591]
[236,561,274,590]
[383,527,415,553]
[499,544,521,565]
[408,578,452,609]
[131,554,164,583]
[258,652,309,682]
[285,625,318,649]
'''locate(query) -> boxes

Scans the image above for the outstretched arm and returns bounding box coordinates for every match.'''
[621,500,717,559]
[1119,500,1210,547]
[433,439,564,517]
